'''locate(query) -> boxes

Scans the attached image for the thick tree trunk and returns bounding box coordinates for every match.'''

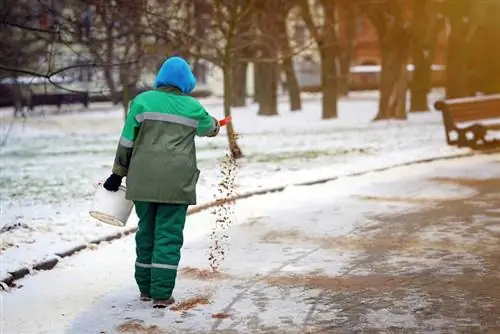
[223,65,243,159]
[339,51,351,96]
[374,41,408,120]
[410,0,432,112]
[256,13,279,118]
[253,61,263,104]
[278,18,301,111]
[320,0,339,119]
[230,61,247,107]
[120,56,140,119]
[320,48,338,119]
[410,48,431,112]
[257,59,279,116]
[103,68,119,105]
[282,56,301,111]
[479,4,500,94]
[339,3,356,96]
[104,21,120,105]
[445,1,470,98]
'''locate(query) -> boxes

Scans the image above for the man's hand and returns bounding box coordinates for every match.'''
[103,173,123,192]
[205,117,220,137]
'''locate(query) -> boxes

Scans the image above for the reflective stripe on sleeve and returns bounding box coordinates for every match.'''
[136,112,198,128]
[119,136,134,148]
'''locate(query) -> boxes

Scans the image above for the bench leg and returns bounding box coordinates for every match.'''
[457,129,469,147]
[459,124,488,149]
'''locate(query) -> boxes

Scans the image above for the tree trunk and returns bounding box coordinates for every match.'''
[253,61,263,104]
[320,48,338,119]
[410,0,432,112]
[410,47,431,112]
[230,61,247,107]
[445,1,470,98]
[257,59,279,116]
[282,56,301,111]
[223,65,243,159]
[339,3,356,96]
[278,18,301,111]
[104,20,120,105]
[122,84,132,120]
[320,0,339,119]
[256,23,279,117]
[479,4,500,94]
[103,68,119,105]
[374,40,408,120]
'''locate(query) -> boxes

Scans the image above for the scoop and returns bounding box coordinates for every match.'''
[219,116,232,127]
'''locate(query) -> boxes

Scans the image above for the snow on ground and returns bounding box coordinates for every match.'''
[2,154,499,333]
[0,89,471,279]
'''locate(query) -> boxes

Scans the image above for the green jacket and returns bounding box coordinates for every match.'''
[111,87,219,204]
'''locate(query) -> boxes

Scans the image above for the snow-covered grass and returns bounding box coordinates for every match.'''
[0,89,469,279]
[2,154,499,333]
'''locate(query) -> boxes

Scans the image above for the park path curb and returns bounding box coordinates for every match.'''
[1,148,499,290]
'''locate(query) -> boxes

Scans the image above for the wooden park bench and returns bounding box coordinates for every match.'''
[434,94,500,149]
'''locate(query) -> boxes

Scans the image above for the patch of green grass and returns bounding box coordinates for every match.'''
[1,148,115,159]
[2,175,92,202]
[251,147,370,163]
[0,176,16,189]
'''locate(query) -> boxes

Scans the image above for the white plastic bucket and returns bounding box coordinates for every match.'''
[89,182,134,227]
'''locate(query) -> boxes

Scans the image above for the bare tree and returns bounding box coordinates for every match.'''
[253,0,306,114]
[232,0,309,114]
[253,0,280,116]
[472,1,500,94]
[75,0,151,117]
[300,0,341,119]
[160,0,258,158]
[275,1,302,111]
[228,2,252,108]
[443,0,471,99]
[443,0,490,98]
[0,0,60,78]
[1,0,146,101]
[0,0,45,114]
[337,0,357,96]
[362,0,411,121]
[410,0,445,112]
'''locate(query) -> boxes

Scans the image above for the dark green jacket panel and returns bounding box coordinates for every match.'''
[125,120,200,204]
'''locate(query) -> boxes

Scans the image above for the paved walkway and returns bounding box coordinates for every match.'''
[3,155,500,334]
[298,175,500,333]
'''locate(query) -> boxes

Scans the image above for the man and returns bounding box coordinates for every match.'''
[103,56,220,308]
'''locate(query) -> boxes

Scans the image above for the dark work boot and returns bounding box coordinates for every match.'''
[152,297,175,308]
[140,292,152,301]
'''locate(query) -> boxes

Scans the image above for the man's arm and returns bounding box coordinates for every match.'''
[192,105,220,138]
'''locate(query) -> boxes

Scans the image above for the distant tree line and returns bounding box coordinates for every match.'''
[1,0,499,157]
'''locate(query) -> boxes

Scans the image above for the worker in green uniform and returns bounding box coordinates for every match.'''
[103,56,220,308]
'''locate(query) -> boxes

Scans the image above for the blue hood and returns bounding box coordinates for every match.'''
[153,57,197,93]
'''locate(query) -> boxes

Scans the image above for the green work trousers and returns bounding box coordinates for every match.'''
[133,201,188,300]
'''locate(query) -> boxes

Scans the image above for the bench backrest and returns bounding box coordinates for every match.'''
[434,94,500,124]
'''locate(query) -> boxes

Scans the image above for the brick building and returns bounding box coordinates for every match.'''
[291,3,448,90]
[345,11,448,67]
